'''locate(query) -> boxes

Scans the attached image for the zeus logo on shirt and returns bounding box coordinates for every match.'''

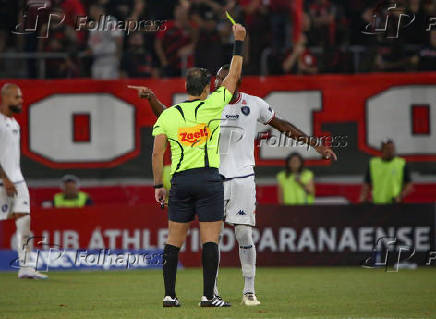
[178,124,211,147]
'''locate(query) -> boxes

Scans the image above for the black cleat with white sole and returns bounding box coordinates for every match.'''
[199,295,231,307]
[163,296,181,307]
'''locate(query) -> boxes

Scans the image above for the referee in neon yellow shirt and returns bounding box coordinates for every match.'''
[151,24,246,308]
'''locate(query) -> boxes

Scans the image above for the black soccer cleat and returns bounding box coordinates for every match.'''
[199,295,231,307]
[163,296,181,307]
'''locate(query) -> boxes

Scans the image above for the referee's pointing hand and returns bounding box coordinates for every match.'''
[233,24,246,41]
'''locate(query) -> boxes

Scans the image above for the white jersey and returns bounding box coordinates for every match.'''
[219,92,274,178]
[0,113,24,183]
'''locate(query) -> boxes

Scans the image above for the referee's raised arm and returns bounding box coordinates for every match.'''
[221,24,246,94]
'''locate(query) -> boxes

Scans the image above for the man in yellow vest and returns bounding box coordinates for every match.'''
[53,175,93,208]
[359,139,413,204]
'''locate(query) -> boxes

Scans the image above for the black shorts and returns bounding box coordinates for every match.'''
[168,167,224,223]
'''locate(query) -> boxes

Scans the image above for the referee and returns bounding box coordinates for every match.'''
[152,24,246,307]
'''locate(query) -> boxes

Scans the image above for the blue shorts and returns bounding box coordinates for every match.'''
[168,167,224,223]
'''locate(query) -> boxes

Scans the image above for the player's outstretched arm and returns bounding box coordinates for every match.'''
[221,24,246,94]
[128,85,167,117]
[269,116,338,160]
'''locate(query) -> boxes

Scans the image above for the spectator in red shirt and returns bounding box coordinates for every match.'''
[154,2,197,77]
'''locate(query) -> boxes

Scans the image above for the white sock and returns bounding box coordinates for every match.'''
[235,225,256,294]
[15,215,31,266]
[213,224,225,296]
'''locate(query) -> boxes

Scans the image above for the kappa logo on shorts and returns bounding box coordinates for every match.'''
[23,201,29,205]
[178,124,211,147]
[241,106,250,116]
[236,210,246,216]
[1,204,8,213]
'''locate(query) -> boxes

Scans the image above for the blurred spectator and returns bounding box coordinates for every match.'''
[38,6,79,78]
[87,3,123,79]
[359,139,413,204]
[193,8,224,74]
[412,30,436,71]
[121,32,158,78]
[277,153,315,205]
[308,0,336,47]
[106,0,145,21]
[402,0,428,45]
[147,0,178,20]
[269,0,292,53]
[0,0,20,52]
[53,175,93,208]
[55,0,87,47]
[282,34,318,74]
[239,0,271,74]
[154,2,197,77]
[373,38,413,72]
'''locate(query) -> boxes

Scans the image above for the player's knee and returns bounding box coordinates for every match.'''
[235,225,253,246]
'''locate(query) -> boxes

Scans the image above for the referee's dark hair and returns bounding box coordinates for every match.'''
[186,67,211,96]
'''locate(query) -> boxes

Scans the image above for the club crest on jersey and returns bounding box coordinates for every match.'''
[1,204,8,213]
[178,124,210,147]
[241,106,250,116]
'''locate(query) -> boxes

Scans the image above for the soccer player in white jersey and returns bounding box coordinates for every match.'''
[129,69,336,305]
[0,83,47,279]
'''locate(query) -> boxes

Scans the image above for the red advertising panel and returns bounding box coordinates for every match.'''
[0,73,435,179]
[1,204,434,268]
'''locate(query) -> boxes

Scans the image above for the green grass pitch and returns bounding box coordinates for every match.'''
[1,267,435,319]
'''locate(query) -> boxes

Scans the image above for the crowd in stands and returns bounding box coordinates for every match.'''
[0,0,435,79]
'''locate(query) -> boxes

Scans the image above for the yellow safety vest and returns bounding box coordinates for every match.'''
[53,191,90,208]
[276,169,315,205]
[369,157,405,204]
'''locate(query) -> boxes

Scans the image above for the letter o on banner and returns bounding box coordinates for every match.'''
[29,94,135,163]
[367,86,436,154]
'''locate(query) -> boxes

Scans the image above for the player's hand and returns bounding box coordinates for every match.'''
[3,178,17,197]
[127,85,155,100]
[315,145,337,160]
[233,24,246,41]
[155,188,166,206]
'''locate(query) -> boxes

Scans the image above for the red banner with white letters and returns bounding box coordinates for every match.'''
[1,73,435,179]
[0,204,435,267]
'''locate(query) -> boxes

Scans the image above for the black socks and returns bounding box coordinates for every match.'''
[202,242,219,299]
[163,244,180,298]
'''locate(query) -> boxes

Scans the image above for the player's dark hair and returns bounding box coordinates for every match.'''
[186,67,211,96]
[221,64,230,71]
[285,152,304,176]
[218,64,242,84]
